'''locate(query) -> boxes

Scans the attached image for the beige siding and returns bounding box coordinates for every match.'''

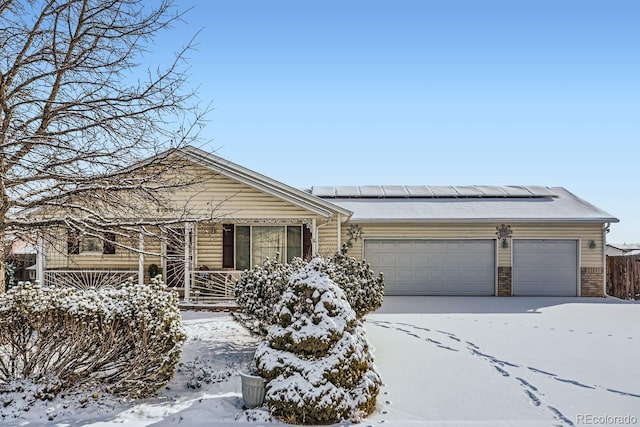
[46,227,162,272]
[165,164,319,220]
[194,223,222,269]
[317,219,341,256]
[343,222,605,269]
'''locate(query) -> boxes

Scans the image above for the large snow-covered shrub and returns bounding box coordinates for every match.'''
[235,247,384,334]
[326,245,384,318]
[234,256,306,334]
[254,259,381,424]
[0,277,185,398]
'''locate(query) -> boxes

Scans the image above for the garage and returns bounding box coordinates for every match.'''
[512,239,578,296]
[364,239,496,296]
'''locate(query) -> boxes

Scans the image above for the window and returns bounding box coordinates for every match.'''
[67,229,117,255]
[223,224,303,269]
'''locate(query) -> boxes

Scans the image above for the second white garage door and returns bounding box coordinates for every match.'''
[512,239,578,296]
[364,239,496,296]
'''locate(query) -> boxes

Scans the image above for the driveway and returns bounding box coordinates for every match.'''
[364,296,640,426]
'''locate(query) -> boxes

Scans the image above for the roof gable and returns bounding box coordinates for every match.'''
[176,147,352,219]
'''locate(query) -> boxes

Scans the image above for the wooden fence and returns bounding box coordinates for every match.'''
[606,255,640,300]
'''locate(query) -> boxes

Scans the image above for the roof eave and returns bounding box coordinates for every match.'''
[349,217,620,224]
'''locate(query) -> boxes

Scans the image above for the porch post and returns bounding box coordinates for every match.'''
[35,234,45,284]
[337,214,342,249]
[311,218,317,256]
[184,222,192,302]
[138,230,144,285]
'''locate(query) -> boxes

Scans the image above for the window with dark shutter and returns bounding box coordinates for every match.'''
[303,225,312,260]
[222,224,234,268]
[67,229,80,255]
[103,232,116,254]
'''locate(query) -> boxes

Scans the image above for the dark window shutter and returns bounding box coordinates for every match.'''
[67,229,80,255]
[303,225,312,260]
[222,224,234,268]
[103,232,116,255]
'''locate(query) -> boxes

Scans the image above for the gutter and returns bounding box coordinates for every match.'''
[347,218,620,224]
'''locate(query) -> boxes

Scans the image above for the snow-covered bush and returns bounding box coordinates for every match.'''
[254,259,381,424]
[234,256,306,335]
[0,277,186,399]
[235,247,384,334]
[326,245,384,318]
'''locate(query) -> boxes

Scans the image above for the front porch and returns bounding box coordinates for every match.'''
[37,218,330,303]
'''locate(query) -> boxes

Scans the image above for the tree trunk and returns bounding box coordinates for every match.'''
[0,252,5,293]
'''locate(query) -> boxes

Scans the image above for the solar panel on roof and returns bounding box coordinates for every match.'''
[359,186,385,197]
[382,186,409,197]
[405,186,433,197]
[426,186,459,197]
[454,186,485,196]
[310,186,336,197]
[310,185,558,198]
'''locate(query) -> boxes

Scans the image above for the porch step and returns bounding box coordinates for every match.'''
[179,302,240,312]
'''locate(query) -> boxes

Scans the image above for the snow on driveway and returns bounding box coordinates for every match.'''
[366,297,640,426]
[3,297,639,426]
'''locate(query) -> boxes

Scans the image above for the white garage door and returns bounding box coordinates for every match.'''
[512,239,578,296]
[364,239,496,296]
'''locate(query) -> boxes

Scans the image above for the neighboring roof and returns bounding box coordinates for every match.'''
[607,243,640,251]
[624,250,640,256]
[310,186,618,223]
[177,146,352,219]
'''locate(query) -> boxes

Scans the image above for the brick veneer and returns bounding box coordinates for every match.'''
[498,267,512,296]
[581,267,604,297]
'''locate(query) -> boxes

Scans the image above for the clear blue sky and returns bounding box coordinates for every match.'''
[153,0,639,243]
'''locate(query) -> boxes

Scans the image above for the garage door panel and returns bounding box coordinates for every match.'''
[513,239,578,296]
[364,239,495,296]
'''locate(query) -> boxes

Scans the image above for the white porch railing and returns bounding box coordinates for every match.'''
[189,270,242,302]
[43,270,139,290]
[42,269,241,303]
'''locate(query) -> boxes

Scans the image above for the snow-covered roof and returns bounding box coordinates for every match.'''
[606,243,640,251]
[311,187,618,223]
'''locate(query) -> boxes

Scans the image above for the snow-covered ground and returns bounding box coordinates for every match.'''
[2,297,639,426]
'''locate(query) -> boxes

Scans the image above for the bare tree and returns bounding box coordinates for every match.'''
[0,0,208,291]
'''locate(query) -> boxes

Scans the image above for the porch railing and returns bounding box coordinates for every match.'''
[42,269,241,303]
[43,270,139,290]
[189,270,242,302]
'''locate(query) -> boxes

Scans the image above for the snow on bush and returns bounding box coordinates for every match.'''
[234,256,306,335]
[326,245,384,318]
[235,246,384,334]
[0,277,186,399]
[254,258,382,424]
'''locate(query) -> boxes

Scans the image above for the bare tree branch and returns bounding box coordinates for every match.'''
[0,0,209,291]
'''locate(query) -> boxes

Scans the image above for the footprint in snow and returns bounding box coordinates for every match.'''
[607,388,640,399]
[495,366,510,377]
[528,367,557,377]
[547,406,574,426]
[516,377,539,392]
[554,378,595,389]
[524,390,541,407]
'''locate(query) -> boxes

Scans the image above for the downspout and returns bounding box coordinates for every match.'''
[336,213,342,249]
[603,222,610,297]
